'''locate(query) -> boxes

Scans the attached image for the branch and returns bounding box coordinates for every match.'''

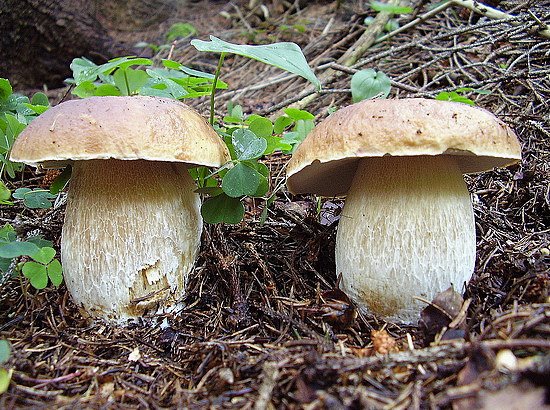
[451,0,550,38]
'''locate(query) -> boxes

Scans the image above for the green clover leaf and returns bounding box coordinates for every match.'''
[47,259,63,287]
[22,261,48,289]
[13,188,56,209]
[201,193,245,224]
[222,162,261,197]
[232,129,267,161]
[30,247,56,265]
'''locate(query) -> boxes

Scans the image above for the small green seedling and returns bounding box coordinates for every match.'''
[435,87,491,106]
[351,69,391,102]
[0,224,63,290]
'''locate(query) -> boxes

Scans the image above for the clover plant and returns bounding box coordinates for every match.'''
[63,37,320,224]
[0,224,63,290]
[1,36,321,289]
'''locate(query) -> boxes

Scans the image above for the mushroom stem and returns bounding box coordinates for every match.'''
[61,159,202,321]
[336,155,476,322]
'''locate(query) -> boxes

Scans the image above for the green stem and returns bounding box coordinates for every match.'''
[123,69,131,96]
[209,53,226,125]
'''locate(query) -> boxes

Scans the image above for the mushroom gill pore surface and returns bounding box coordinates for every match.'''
[336,155,476,323]
[61,159,202,322]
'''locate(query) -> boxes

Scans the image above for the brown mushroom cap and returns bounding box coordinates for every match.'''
[10,96,230,168]
[286,98,521,196]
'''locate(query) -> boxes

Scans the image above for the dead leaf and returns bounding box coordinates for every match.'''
[419,287,465,343]
[128,347,141,362]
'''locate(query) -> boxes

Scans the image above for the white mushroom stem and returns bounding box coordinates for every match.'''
[336,155,476,323]
[61,159,202,321]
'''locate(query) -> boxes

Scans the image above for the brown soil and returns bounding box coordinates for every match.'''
[1,0,549,408]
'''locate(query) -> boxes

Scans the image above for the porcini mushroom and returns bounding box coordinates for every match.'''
[10,96,230,322]
[286,98,521,322]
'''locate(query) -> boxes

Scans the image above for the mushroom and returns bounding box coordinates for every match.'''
[286,98,521,322]
[10,96,230,322]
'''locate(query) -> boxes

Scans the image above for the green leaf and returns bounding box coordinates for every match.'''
[94,83,123,96]
[30,247,55,265]
[232,129,267,161]
[0,153,21,179]
[47,259,63,286]
[49,165,72,194]
[0,340,10,364]
[222,162,261,197]
[162,60,216,80]
[252,174,269,197]
[246,160,269,178]
[166,22,197,41]
[0,181,10,203]
[113,68,150,96]
[263,135,293,155]
[98,57,153,75]
[13,188,56,209]
[138,86,174,99]
[22,261,48,289]
[0,79,13,102]
[283,108,315,121]
[370,1,413,14]
[273,115,294,134]
[0,241,40,258]
[201,194,244,224]
[351,69,391,103]
[226,103,244,122]
[0,368,11,394]
[0,225,16,244]
[0,131,9,153]
[145,69,188,99]
[72,81,99,98]
[69,57,99,83]
[282,118,314,153]
[26,236,53,249]
[191,36,321,90]
[248,117,273,139]
[30,92,49,106]
[242,160,270,195]
[4,114,26,140]
[22,103,49,115]
[0,258,11,273]
[435,91,475,106]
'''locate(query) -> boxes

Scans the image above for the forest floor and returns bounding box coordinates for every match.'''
[1,0,549,408]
